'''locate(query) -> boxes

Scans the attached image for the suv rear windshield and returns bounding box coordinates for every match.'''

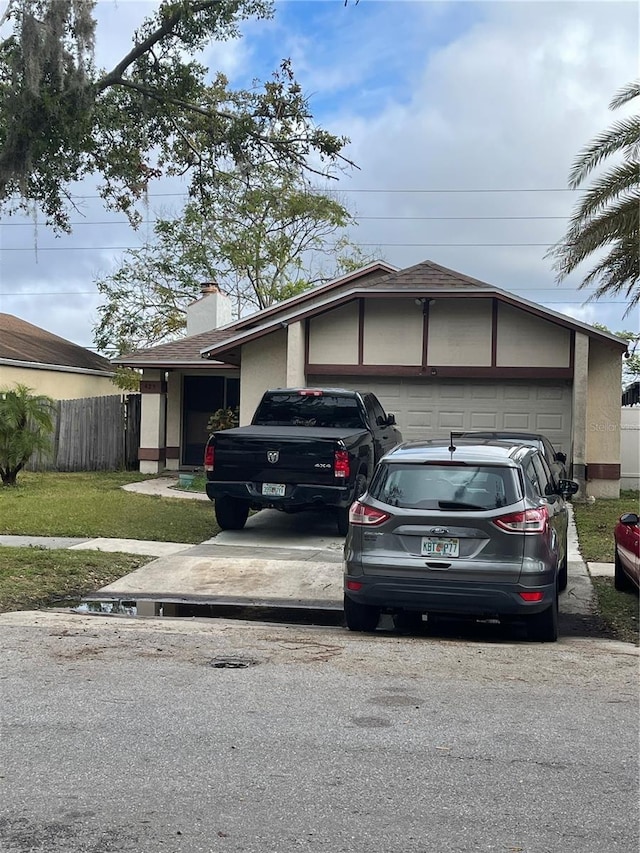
[370,463,520,510]
[252,393,366,429]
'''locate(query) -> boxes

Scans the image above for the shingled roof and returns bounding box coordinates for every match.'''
[115,327,235,368]
[0,314,114,373]
[114,259,628,369]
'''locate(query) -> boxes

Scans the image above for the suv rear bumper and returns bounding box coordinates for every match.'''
[343,573,557,617]
[206,480,356,511]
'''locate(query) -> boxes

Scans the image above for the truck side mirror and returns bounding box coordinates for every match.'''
[386,413,396,426]
[555,452,567,464]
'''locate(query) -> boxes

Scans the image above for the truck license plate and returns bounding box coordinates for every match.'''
[421,537,459,558]
[262,483,286,497]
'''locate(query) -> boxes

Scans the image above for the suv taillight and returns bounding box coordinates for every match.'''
[349,501,390,526]
[334,450,350,479]
[204,444,215,472]
[493,506,548,533]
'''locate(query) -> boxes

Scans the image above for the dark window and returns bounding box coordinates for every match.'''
[182,376,239,466]
[252,393,366,429]
[370,463,519,510]
[368,395,387,426]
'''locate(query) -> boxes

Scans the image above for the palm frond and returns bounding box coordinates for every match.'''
[609,79,640,110]
[569,117,640,187]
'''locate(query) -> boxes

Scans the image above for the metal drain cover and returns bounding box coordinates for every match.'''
[210,656,259,669]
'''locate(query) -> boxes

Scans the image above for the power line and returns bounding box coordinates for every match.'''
[0,242,564,251]
[0,290,632,305]
[0,214,571,226]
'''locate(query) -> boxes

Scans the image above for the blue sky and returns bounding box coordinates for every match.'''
[1,0,638,352]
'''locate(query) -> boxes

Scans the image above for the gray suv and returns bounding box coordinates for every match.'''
[343,438,579,642]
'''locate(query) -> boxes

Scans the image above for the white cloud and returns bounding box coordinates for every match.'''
[1,0,638,348]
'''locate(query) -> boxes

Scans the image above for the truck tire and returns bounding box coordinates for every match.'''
[215,498,249,531]
[336,506,350,536]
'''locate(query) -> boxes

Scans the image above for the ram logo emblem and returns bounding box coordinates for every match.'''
[267,450,279,464]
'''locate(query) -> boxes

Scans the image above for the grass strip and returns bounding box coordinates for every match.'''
[0,472,217,543]
[0,546,150,614]
[591,577,639,645]
[572,490,639,562]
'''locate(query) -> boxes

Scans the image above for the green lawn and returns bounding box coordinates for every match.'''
[0,472,218,543]
[0,546,149,614]
[572,490,640,562]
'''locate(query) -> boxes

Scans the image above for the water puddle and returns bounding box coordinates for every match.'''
[57,598,343,627]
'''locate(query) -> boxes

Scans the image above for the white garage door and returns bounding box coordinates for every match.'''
[308,376,573,457]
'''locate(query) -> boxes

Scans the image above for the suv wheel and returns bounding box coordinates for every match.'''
[215,497,249,531]
[558,553,568,592]
[344,595,380,632]
[527,592,559,643]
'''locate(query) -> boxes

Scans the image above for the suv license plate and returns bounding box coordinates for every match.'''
[262,483,286,497]
[422,537,459,558]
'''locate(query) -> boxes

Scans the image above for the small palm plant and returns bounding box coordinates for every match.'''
[206,407,239,433]
[0,384,57,486]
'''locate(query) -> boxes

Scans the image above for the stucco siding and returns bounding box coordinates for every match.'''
[496,304,570,367]
[363,299,422,365]
[427,299,492,365]
[240,330,287,424]
[0,365,119,399]
[585,340,622,497]
[308,302,359,364]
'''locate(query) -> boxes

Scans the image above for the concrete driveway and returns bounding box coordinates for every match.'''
[98,501,596,622]
[100,508,345,609]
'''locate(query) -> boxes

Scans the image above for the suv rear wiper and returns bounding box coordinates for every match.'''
[438,500,486,510]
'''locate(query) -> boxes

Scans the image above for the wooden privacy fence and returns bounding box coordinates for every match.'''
[29,394,141,472]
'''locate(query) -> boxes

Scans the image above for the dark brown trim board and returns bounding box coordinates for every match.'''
[587,463,621,480]
[307,364,574,379]
[140,380,167,394]
[138,448,166,462]
[165,446,180,459]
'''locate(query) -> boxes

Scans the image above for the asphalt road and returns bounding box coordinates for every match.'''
[0,610,637,853]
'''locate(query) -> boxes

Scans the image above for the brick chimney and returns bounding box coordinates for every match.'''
[186,282,233,336]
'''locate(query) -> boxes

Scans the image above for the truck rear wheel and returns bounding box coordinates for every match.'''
[215,498,249,531]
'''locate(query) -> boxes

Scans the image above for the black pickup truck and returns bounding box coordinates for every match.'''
[204,388,402,534]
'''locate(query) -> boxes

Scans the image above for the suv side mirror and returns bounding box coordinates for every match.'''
[558,479,579,497]
[555,452,567,464]
[386,413,396,426]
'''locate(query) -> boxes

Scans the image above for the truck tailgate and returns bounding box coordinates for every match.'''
[212,426,365,485]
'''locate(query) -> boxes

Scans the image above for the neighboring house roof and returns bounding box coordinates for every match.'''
[0,314,114,375]
[113,259,628,369]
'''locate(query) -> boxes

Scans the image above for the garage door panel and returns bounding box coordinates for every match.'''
[470,413,499,429]
[503,413,531,430]
[308,375,572,455]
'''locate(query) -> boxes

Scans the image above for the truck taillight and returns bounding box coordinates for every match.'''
[334,450,350,479]
[204,444,215,472]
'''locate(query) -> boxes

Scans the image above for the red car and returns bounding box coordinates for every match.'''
[614,512,640,592]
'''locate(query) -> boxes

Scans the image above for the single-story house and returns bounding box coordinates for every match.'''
[0,313,119,399]
[114,260,628,498]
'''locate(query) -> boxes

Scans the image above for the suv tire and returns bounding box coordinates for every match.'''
[344,595,380,632]
[527,593,559,642]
